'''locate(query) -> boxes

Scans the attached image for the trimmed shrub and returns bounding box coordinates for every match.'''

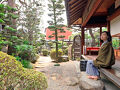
[42,49,49,56]
[15,45,37,63]
[50,49,63,61]
[63,48,68,55]
[58,56,69,62]
[21,60,33,69]
[0,51,47,90]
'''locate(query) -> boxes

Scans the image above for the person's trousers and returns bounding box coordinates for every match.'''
[86,60,100,76]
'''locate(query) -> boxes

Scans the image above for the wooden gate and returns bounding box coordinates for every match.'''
[73,35,81,60]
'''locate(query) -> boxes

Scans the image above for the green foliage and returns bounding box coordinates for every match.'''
[10,36,18,40]
[23,40,30,45]
[15,56,22,61]
[42,49,49,56]
[112,38,119,49]
[0,4,4,9]
[8,13,19,19]
[48,35,54,38]
[0,40,12,45]
[60,30,66,33]
[0,13,5,18]
[0,4,18,47]
[48,25,55,29]
[50,49,63,60]
[4,26,17,32]
[21,60,33,69]
[15,45,37,63]
[0,18,5,23]
[76,57,81,61]
[54,63,60,66]
[0,51,47,90]
[48,0,65,60]
[63,47,68,55]
[48,41,53,47]
[17,1,43,44]
[15,56,33,69]
[58,35,65,38]
[6,5,13,11]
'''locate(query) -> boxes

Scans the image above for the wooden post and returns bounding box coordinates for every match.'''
[81,27,85,54]
[107,21,110,32]
[100,27,102,46]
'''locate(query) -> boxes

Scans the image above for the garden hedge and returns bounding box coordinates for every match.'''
[0,51,47,90]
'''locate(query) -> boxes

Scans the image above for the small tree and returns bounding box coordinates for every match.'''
[48,0,65,61]
[0,3,19,54]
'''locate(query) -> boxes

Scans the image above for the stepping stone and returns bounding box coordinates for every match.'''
[79,72,105,90]
[65,77,79,86]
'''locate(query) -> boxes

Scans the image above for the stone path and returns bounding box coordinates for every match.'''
[34,56,80,90]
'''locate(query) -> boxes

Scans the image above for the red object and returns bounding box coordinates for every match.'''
[86,47,100,51]
[86,47,100,55]
[46,27,72,40]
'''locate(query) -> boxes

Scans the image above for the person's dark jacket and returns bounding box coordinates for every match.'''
[93,42,115,68]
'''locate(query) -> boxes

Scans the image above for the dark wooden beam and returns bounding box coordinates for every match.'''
[81,27,85,54]
[107,8,120,21]
[69,0,83,9]
[100,27,102,46]
[69,0,87,13]
[70,15,82,25]
[69,0,87,10]
[70,9,83,19]
[82,0,104,27]
[70,5,85,18]
[107,21,110,32]
[85,23,107,28]
[68,0,78,5]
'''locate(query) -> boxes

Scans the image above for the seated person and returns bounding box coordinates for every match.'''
[86,31,115,80]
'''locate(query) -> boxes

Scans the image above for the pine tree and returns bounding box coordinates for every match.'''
[48,0,65,61]
[17,0,44,45]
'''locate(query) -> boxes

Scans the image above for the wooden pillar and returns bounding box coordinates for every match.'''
[107,21,110,32]
[81,27,85,54]
[100,27,102,46]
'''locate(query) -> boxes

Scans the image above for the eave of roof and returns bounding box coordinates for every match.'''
[65,0,88,26]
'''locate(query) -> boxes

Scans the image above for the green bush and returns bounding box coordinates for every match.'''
[57,56,69,62]
[21,60,33,69]
[50,49,63,61]
[15,45,37,63]
[42,49,49,56]
[63,48,68,55]
[0,51,47,90]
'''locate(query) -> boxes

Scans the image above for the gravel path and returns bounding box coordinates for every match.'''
[34,56,80,90]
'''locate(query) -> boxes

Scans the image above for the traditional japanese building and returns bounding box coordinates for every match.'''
[65,0,120,88]
[65,0,120,57]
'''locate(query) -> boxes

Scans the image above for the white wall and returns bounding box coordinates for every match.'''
[110,15,120,36]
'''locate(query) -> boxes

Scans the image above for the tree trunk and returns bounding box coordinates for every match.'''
[53,1,58,61]
[28,30,33,45]
[89,28,96,47]
[1,45,8,53]
[7,0,17,55]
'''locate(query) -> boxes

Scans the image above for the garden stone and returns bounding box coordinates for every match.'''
[65,77,79,86]
[79,72,105,90]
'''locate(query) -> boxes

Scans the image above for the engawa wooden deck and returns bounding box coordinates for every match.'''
[81,55,120,88]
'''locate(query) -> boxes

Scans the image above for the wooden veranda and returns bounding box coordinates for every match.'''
[65,0,120,88]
